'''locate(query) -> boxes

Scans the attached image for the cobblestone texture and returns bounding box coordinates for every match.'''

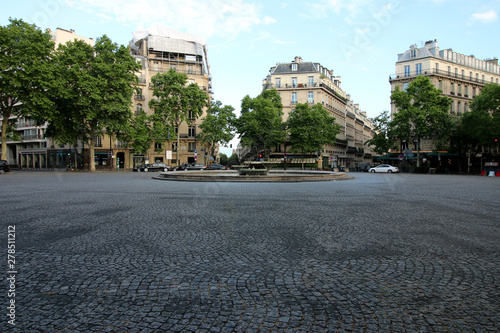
[1,171,499,332]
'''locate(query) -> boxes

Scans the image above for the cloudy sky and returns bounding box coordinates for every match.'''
[2,0,499,152]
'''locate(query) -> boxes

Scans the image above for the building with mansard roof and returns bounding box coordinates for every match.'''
[261,56,377,170]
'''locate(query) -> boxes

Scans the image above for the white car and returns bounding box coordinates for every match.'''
[368,164,399,173]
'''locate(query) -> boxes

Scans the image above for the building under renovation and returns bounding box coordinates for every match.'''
[123,27,214,168]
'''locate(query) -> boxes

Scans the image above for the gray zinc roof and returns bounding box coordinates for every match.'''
[271,62,319,74]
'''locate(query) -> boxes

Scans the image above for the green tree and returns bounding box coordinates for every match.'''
[47,36,140,171]
[120,111,153,155]
[235,89,285,159]
[287,103,341,155]
[470,83,500,141]
[198,100,236,164]
[391,76,452,166]
[148,69,209,165]
[227,152,240,166]
[219,153,229,166]
[364,110,397,155]
[0,18,55,161]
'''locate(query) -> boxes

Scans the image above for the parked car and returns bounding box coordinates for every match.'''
[368,164,399,173]
[0,160,10,174]
[134,163,171,172]
[176,163,207,171]
[207,164,226,170]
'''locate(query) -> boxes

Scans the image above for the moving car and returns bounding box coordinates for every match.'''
[368,164,399,173]
[134,163,171,172]
[0,160,10,174]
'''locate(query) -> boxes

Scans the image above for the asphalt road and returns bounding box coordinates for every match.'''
[1,171,499,332]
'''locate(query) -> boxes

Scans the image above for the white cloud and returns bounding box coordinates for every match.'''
[304,0,372,19]
[63,0,276,38]
[470,10,498,23]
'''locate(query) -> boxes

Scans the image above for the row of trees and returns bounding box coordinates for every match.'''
[367,76,500,168]
[1,19,343,171]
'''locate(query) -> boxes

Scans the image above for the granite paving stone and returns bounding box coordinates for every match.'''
[0,171,498,332]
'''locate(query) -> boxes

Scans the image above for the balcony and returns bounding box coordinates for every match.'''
[389,69,497,86]
[135,95,145,100]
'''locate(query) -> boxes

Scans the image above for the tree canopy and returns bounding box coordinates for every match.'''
[197,100,236,164]
[0,18,54,160]
[47,35,140,171]
[235,89,285,158]
[391,76,452,166]
[364,110,397,155]
[148,69,209,165]
[286,103,341,155]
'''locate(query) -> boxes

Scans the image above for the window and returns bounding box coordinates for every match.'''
[436,63,439,72]
[410,49,417,58]
[188,65,194,74]
[136,103,143,114]
[465,86,468,97]
[188,126,196,137]
[291,92,297,104]
[473,87,476,97]
[448,66,451,75]
[438,80,442,90]
[94,136,102,147]
[308,92,314,104]
[457,102,461,114]
[275,78,281,88]
[155,142,162,150]
[464,103,468,112]
[458,84,461,95]
[308,76,314,86]
[170,64,176,71]
[416,63,422,75]
[292,63,297,71]
[188,110,194,119]
[403,82,409,91]
[404,65,410,77]
[292,77,297,87]
[450,101,454,113]
[450,83,454,93]
[470,71,473,80]
[188,142,196,152]
[461,69,465,79]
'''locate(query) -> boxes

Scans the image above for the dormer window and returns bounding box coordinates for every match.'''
[410,49,417,58]
[292,63,298,71]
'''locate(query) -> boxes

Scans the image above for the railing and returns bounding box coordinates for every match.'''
[390,69,498,85]
[21,134,44,140]
[134,95,145,100]
[16,121,37,127]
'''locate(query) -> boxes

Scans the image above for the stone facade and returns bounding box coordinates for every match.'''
[262,56,377,169]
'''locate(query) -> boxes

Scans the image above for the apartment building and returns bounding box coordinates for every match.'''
[262,56,377,169]
[389,40,500,154]
[128,27,214,169]
[0,28,94,169]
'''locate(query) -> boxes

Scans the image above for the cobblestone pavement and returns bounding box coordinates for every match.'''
[1,171,499,332]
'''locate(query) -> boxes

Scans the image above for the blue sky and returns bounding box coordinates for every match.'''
[3,0,499,155]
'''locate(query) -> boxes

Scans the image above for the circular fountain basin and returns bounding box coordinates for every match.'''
[153,170,352,183]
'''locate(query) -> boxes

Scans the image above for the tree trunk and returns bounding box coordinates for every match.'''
[416,137,421,167]
[89,127,96,171]
[1,113,10,161]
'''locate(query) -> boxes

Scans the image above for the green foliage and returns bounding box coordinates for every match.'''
[235,89,285,158]
[219,153,228,166]
[391,76,452,166]
[120,111,153,155]
[227,153,240,166]
[286,103,341,155]
[47,35,140,170]
[148,69,209,165]
[0,18,55,160]
[198,100,236,160]
[451,83,500,155]
[364,110,397,155]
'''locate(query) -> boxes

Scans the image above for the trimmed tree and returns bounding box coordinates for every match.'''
[0,18,55,161]
[391,76,452,167]
[148,69,209,166]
